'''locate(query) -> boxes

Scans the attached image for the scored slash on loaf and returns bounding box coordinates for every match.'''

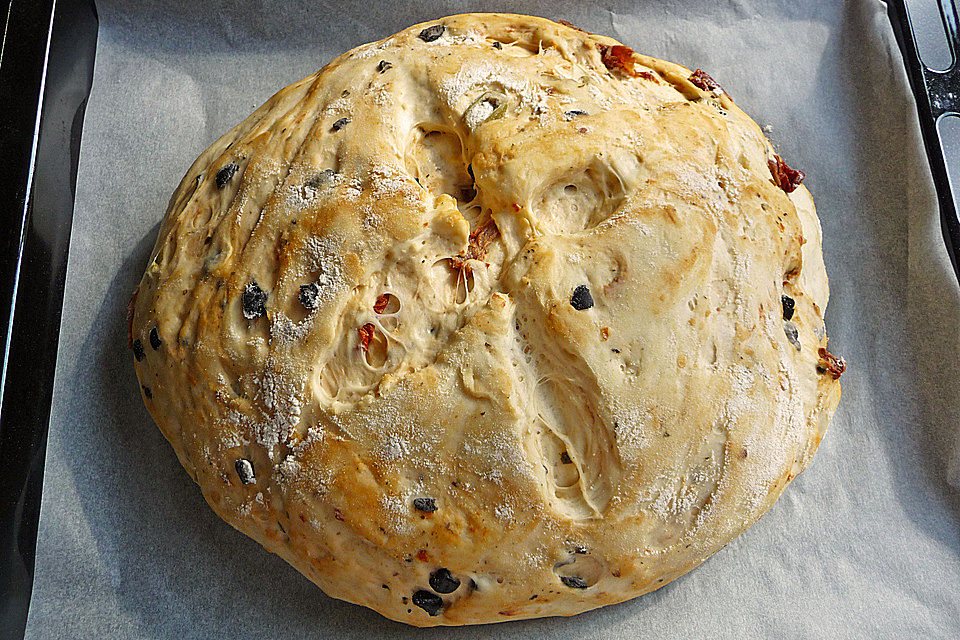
[129,13,843,626]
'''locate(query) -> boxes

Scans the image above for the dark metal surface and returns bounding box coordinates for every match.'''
[0,0,98,638]
[889,0,960,284]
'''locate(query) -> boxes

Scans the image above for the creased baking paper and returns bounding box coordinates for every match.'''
[25,0,960,637]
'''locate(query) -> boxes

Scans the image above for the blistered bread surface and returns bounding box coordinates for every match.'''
[130,13,843,626]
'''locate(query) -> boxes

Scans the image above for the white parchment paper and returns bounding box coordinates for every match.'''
[24,0,960,637]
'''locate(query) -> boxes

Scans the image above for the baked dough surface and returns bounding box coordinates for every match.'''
[130,13,843,626]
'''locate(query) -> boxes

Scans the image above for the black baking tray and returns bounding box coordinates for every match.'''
[888,0,960,282]
[0,1,955,638]
[0,0,97,638]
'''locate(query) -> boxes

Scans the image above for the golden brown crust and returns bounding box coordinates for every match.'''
[130,13,841,626]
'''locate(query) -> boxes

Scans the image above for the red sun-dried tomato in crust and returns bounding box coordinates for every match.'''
[768,155,805,193]
[358,323,376,352]
[450,218,500,273]
[689,69,723,93]
[374,294,390,314]
[817,348,845,379]
[596,44,659,82]
[598,44,639,76]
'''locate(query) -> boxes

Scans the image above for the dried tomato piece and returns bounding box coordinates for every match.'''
[594,44,659,82]
[689,68,723,93]
[450,218,500,273]
[374,294,390,314]
[768,155,805,193]
[598,43,638,76]
[817,347,846,379]
[466,218,499,260]
[358,323,376,352]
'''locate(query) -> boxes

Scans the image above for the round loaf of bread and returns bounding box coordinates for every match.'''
[130,13,844,626]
